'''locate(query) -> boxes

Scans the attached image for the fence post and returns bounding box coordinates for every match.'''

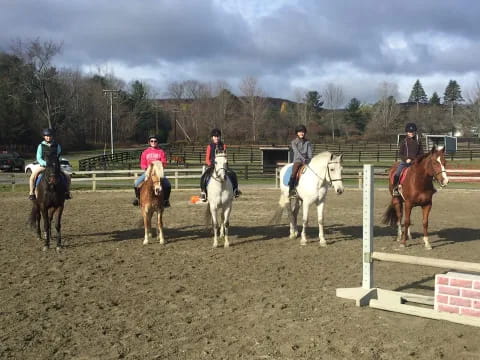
[174,171,179,190]
[362,164,374,289]
[470,150,473,161]
[358,171,362,189]
[92,173,96,191]
[376,151,380,162]
[275,168,279,188]
[11,174,15,192]
[358,151,362,162]
[244,164,248,180]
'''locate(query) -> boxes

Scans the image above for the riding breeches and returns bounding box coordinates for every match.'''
[29,167,71,195]
[289,161,303,188]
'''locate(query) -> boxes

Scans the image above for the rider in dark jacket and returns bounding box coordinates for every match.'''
[289,125,313,198]
[393,122,424,196]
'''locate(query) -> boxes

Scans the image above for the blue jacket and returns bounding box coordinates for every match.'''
[36,141,62,166]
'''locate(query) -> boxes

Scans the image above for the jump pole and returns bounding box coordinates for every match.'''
[336,164,480,327]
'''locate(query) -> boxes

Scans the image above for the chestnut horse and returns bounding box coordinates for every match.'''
[139,161,165,245]
[383,146,449,249]
[28,155,66,251]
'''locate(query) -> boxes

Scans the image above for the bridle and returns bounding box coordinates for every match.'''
[212,157,228,182]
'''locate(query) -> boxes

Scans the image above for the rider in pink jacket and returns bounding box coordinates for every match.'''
[133,135,171,207]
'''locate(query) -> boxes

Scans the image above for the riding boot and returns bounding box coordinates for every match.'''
[288,177,297,198]
[200,172,208,202]
[28,194,36,201]
[132,187,140,206]
[228,170,241,198]
[163,180,171,208]
[65,192,72,200]
[392,175,400,196]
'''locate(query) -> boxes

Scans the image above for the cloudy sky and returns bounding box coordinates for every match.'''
[2,0,480,104]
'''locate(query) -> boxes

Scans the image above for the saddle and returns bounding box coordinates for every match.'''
[390,166,410,186]
[283,164,307,187]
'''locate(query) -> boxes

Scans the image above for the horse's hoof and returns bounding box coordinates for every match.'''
[213,243,218,248]
[399,243,406,248]
[224,242,229,248]
[319,241,327,247]
[300,239,307,246]
[425,244,432,250]
[159,240,165,245]
[56,247,61,253]
[143,240,148,245]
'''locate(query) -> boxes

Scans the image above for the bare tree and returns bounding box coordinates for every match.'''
[368,81,400,137]
[11,38,63,128]
[323,83,345,142]
[239,76,267,143]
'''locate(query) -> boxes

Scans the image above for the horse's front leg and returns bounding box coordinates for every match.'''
[222,204,232,248]
[421,203,432,250]
[210,205,219,248]
[142,207,151,245]
[157,209,165,245]
[300,201,310,246]
[54,206,64,251]
[316,200,326,247]
[42,208,50,251]
[401,202,413,248]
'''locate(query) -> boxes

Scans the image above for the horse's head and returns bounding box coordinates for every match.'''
[327,153,344,194]
[145,161,164,196]
[44,155,61,190]
[428,145,449,187]
[213,151,228,181]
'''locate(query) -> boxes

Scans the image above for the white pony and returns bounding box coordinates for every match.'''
[278,152,344,246]
[205,151,234,248]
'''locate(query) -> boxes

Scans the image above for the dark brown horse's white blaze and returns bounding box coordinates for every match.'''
[28,157,66,251]
[383,146,449,249]
[140,161,165,245]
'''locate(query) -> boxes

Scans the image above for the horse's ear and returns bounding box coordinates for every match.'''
[430,145,437,154]
[330,153,334,161]
[339,153,343,162]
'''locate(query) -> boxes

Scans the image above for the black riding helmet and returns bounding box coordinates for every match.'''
[211,128,221,137]
[405,123,417,132]
[148,134,160,142]
[42,128,54,136]
[295,125,307,134]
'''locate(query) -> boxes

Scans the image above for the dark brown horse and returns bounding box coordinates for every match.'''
[28,155,66,251]
[383,146,449,249]
[140,161,165,245]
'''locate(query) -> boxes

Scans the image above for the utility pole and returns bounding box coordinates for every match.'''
[103,89,120,155]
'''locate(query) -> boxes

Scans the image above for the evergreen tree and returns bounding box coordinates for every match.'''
[429,92,441,105]
[305,91,323,113]
[344,98,367,132]
[443,80,464,105]
[408,79,428,104]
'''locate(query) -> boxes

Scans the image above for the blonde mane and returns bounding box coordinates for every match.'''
[145,161,164,181]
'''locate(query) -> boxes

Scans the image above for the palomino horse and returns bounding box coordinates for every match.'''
[28,155,66,251]
[204,151,233,248]
[383,146,449,249]
[277,152,344,246]
[140,161,165,245]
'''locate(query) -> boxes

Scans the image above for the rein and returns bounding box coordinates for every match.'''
[305,161,342,186]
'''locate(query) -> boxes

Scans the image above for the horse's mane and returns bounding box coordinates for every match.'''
[309,151,332,166]
[145,161,164,180]
[412,152,431,165]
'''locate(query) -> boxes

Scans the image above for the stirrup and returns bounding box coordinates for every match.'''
[392,187,400,196]
[200,192,207,202]
[28,194,36,201]
[234,189,241,198]
[164,200,171,208]
[65,192,72,200]
[132,198,139,206]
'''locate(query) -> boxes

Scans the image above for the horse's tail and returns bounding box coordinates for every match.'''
[269,191,289,225]
[28,201,39,229]
[382,203,398,226]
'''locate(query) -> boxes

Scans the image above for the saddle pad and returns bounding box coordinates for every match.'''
[283,164,293,186]
[390,167,410,185]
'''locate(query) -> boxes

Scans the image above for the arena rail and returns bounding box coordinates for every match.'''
[336,164,480,327]
[71,168,204,191]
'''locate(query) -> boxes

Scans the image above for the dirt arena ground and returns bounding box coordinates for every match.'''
[1,187,480,359]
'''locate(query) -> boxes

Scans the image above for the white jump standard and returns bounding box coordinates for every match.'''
[336,164,480,327]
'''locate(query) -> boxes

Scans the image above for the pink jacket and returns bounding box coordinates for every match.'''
[140,147,167,170]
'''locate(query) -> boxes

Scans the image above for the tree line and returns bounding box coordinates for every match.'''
[2,39,480,151]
